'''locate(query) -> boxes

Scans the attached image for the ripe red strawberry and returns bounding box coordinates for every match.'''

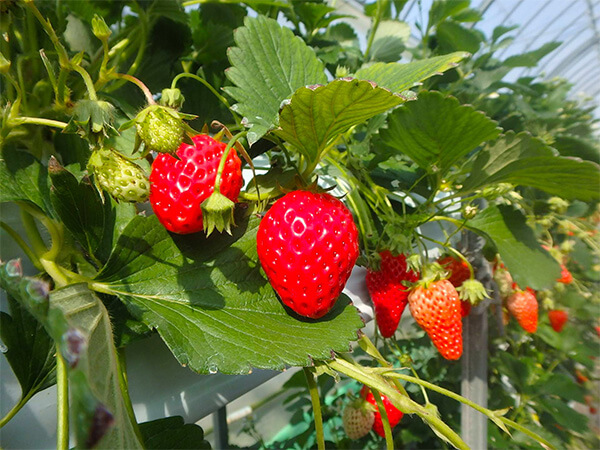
[575,369,589,384]
[408,279,463,360]
[506,288,538,333]
[149,134,243,234]
[460,300,471,317]
[342,399,375,440]
[366,251,419,338]
[256,191,359,319]
[548,309,568,332]
[438,255,470,287]
[557,264,573,284]
[360,385,404,438]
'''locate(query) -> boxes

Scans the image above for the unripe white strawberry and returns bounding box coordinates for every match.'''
[342,400,375,440]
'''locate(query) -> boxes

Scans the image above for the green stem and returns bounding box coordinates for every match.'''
[171,72,240,125]
[0,389,36,428]
[364,0,389,60]
[0,221,43,270]
[56,68,69,107]
[386,372,556,449]
[56,349,69,450]
[13,117,68,129]
[214,132,247,192]
[70,64,98,101]
[25,1,70,67]
[19,208,47,257]
[303,367,325,450]
[372,387,394,450]
[117,349,145,445]
[328,358,468,450]
[108,73,155,105]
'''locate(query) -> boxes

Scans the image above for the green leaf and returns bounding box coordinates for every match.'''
[49,161,105,257]
[0,147,53,215]
[0,296,56,402]
[503,42,561,68]
[94,214,363,374]
[50,284,143,449]
[537,397,589,433]
[538,373,585,403]
[427,0,469,29]
[275,79,405,163]
[139,416,211,449]
[467,205,561,290]
[436,20,482,54]
[553,134,600,163]
[379,91,500,175]
[354,52,469,94]
[369,20,410,63]
[224,15,328,145]
[460,132,600,202]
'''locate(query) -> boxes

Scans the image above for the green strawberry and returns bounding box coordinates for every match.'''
[88,148,149,203]
[135,105,185,154]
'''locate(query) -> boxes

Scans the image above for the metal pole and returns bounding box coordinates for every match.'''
[213,406,229,449]
[460,201,492,449]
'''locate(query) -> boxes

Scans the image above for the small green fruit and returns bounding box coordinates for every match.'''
[88,148,149,203]
[136,105,184,154]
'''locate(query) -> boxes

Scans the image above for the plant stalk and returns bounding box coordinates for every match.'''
[56,349,69,450]
[303,367,325,450]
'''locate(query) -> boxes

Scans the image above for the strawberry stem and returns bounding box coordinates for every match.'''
[303,367,325,450]
[171,73,241,126]
[386,372,556,449]
[109,73,155,105]
[213,131,247,193]
[371,387,394,450]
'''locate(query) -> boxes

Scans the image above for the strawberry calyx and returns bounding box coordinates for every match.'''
[159,88,185,110]
[200,191,236,236]
[456,279,489,306]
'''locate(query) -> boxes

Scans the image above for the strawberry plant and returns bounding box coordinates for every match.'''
[1,1,598,449]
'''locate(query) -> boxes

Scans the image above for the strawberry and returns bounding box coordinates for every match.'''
[408,279,462,360]
[557,264,573,284]
[256,190,359,319]
[136,105,185,154]
[342,399,375,440]
[506,288,538,333]
[548,309,568,332]
[366,251,419,338]
[460,300,471,317]
[360,385,404,438]
[149,134,242,234]
[575,369,589,384]
[493,264,514,300]
[87,148,149,203]
[438,255,470,287]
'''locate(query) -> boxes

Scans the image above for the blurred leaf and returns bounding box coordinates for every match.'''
[94,214,363,374]
[467,205,561,290]
[355,52,469,93]
[553,135,600,163]
[538,373,585,403]
[537,397,589,433]
[492,24,518,43]
[224,15,327,145]
[139,416,211,449]
[436,20,482,54]
[275,79,405,163]
[452,8,482,22]
[369,20,410,62]
[0,148,53,216]
[428,0,469,30]
[503,42,561,68]
[379,91,500,175]
[0,296,55,403]
[461,132,600,202]
[51,284,143,449]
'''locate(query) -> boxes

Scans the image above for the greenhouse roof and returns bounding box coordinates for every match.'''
[344,0,600,113]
